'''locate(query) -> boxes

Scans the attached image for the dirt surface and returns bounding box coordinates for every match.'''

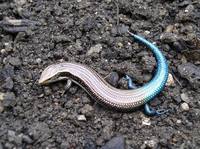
[0,0,200,148]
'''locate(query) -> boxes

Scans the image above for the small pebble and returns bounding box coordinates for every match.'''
[117,25,129,34]
[36,58,42,64]
[96,137,104,146]
[81,96,91,104]
[15,0,27,5]
[141,139,158,149]
[2,77,14,90]
[61,142,69,149]
[84,138,96,149]
[105,72,119,87]
[180,102,189,111]
[165,25,174,33]
[1,49,6,54]
[4,142,13,149]
[0,93,5,101]
[185,5,194,13]
[180,93,190,103]
[178,63,200,89]
[142,55,156,72]
[144,30,150,35]
[8,130,22,145]
[117,42,123,47]
[4,42,13,52]
[4,42,9,46]
[2,92,16,107]
[8,130,16,142]
[77,115,87,121]
[160,32,177,43]
[44,87,51,96]
[80,104,94,117]
[176,120,182,124]
[68,86,78,94]
[172,88,182,103]
[100,136,125,149]
[8,57,22,66]
[142,116,151,126]
[143,74,152,83]
[173,41,184,52]
[166,73,175,86]
[22,134,33,144]
[87,44,102,55]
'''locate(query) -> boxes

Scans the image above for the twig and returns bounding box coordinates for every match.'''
[114,0,119,33]
[171,71,182,87]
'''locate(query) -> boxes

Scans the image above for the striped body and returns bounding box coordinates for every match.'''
[39,35,168,111]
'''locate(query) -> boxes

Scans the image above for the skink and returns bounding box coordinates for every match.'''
[39,33,168,115]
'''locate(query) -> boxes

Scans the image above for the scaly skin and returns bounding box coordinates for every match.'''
[39,34,168,112]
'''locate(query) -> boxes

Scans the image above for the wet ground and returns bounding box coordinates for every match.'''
[0,0,200,148]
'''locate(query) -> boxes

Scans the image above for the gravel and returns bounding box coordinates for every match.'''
[180,93,190,103]
[141,139,158,149]
[180,102,190,111]
[8,57,22,67]
[77,115,87,121]
[79,104,94,117]
[87,44,102,55]
[178,63,200,90]
[166,73,175,86]
[0,0,200,148]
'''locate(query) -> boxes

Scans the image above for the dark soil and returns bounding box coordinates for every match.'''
[0,0,200,148]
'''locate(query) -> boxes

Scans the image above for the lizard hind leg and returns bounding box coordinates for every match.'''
[144,103,169,116]
[125,75,169,116]
[125,75,137,89]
